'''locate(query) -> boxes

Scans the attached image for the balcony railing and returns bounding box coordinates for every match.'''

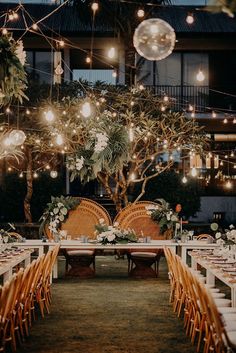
[146,85,209,113]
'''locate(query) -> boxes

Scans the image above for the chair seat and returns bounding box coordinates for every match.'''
[130,252,157,258]
[66,250,95,256]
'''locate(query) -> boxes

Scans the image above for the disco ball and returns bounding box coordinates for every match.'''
[9,129,26,146]
[133,18,176,61]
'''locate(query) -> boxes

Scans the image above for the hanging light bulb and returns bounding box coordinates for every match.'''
[13,12,18,19]
[112,70,117,78]
[191,167,197,177]
[107,47,116,59]
[85,56,91,64]
[189,104,194,112]
[56,134,64,146]
[59,40,65,47]
[196,69,205,82]
[186,13,194,24]
[225,180,232,189]
[45,110,55,123]
[223,118,228,124]
[32,23,38,30]
[81,101,92,118]
[233,118,236,124]
[137,9,145,18]
[9,130,26,146]
[19,172,23,178]
[182,176,187,184]
[212,111,216,118]
[2,28,8,35]
[129,172,136,181]
[163,95,169,102]
[230,151,235,157]
[8,12,14,21]
[50,170,58,179]
[33,172,38,178]
[91,2,99,12]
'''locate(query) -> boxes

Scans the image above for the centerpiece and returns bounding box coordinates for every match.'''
[215,224,236,246]
[146,199,179,239]
[95,219,137,245]
[39,196,80,240]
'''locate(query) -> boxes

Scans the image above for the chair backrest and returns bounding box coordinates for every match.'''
[197,234,214,241]
[61,198,112,239]
[46,198,112,240]
[113,201,167,239]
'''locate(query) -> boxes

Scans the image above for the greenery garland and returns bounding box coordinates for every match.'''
[39,196,80,237]
[0,34,28,106]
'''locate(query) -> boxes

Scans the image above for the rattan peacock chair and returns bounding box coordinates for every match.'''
[114,201,170,278]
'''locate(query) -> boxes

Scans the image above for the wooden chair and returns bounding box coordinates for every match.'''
[58,198,112,277]
[114,201,169,278]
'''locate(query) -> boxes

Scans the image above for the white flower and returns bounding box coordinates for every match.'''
[59,215,65,222]
[61,207,68,215]
[216,239,224,245]
[108,226,113,230]
[99,218,105,224]
[75,156,84,171]
[53,208,59,214]
[94,132,108,153]
[59,230,67,238]
[215,232,222,239]
[229,224,235,230]
[15,41,26,66]
[166,214,171,221]
[113,222,119,227]
[107,233,116,242]
[57,202,64,208]
[146,211,152,216]
[170,215,178,222]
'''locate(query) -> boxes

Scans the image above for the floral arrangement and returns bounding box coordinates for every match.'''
[215,224,236,246]
[95,219,137,245]
[146,199,179,234]
[0,34,28,106]
[66,115,129,183]
[39,196,80,238]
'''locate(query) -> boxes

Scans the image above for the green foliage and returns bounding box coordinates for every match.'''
[39,195,80,237]
[147,199,179,234]
[0,35,28,106]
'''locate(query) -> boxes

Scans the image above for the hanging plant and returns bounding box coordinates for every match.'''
[0,34,28,106]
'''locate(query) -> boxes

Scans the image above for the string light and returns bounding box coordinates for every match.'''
[189,104,194,112]
[85,56,91,64]
[129,172,136,181]
[182,176,187,184]
[212,111,216,118]
[32,23,38,30]
[50,170,58,178]
[191,111,195,118]
[137,9,145,18]
[196,69,205,82]
[139,84,144,91]
[225,180,232,189]
[163,95,169,102]
[56,134,64,146]
[13,12,19,19]
[26,109,30,115]
[233,118,236,124]
[191,167,197,177]
[230,151,235,157]
[8,12,14,21]
[33,172,38,178]
[186,13,194,24]
[19,172,23,178]
[112,70,117,78]
[129,127,134,142]
[2,28,8,35]
[6,107,11,114]
[91,2,99,12]
[223,118,228,124]
[107,47,116,59]
[161,105,166,112]
[81,101,92,118]
[44,109,55,123]
[59,40,65,47]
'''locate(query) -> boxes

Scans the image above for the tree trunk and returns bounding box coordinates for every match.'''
[24,147,33,223]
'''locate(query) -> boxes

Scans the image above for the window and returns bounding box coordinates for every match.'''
[156,53,181,85]
[73,69,116,85]
[26,51,54,84]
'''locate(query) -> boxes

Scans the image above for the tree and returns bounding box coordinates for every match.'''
[45,85,207,211]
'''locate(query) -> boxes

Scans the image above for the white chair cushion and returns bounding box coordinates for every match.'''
[219,307,236,314]
[211,292,226,299]
[66,250,94,256]
[130,252,157,258]
[227,331,236,345]
[215,298,231,307]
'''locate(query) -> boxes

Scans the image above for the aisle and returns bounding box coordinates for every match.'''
[19,256,196,353]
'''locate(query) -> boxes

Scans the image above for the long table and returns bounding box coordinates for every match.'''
[12,239,220,278]
[190,252,236,307]
[0,249,32,284]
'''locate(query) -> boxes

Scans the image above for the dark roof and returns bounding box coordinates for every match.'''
[0,3,236,34]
